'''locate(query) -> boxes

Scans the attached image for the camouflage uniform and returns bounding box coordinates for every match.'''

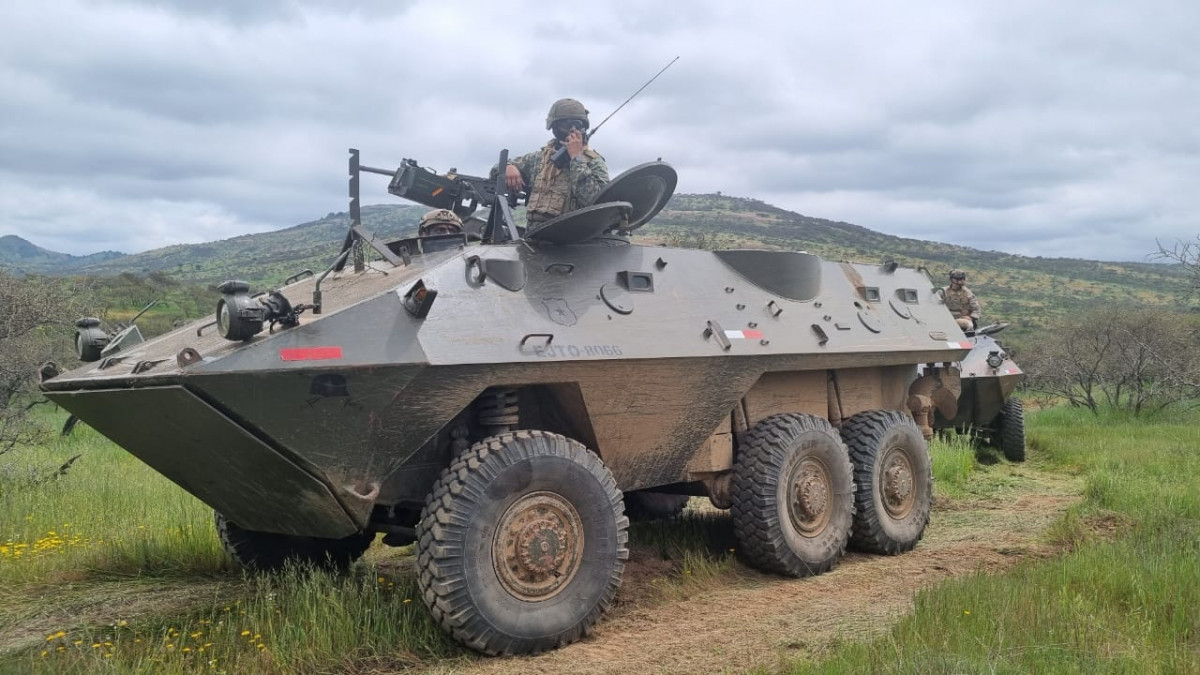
[944,285,981,331]
[496,143,609,226]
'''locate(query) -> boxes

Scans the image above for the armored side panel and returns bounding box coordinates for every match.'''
[44,233,967,537]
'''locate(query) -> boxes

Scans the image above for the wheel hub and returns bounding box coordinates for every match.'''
[493,491,584,601]
[881,448,915,519]
[788,457,832,537]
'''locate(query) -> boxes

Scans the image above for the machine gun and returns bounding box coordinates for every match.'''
[339,149,524,273]
[384,158,522,221]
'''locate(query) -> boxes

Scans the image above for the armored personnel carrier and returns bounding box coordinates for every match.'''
[41,150,967,655]
[927,323,1026,461]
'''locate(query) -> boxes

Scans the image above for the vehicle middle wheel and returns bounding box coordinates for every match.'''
[415,430,629,656]
[840,410,932,554]
[731,413,855,577]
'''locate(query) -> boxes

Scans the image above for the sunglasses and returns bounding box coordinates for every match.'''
[554,119,587,131]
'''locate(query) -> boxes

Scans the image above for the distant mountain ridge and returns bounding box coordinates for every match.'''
[0,234,125,273]
[1,195,1188,338]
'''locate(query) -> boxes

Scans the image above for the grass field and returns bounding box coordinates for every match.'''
[785,406,1200,674]
[1,405,1197,673]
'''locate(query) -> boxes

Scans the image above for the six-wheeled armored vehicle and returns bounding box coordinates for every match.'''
[41,149,968,655]
[925,322,1026,461]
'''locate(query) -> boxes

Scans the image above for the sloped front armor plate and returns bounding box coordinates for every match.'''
[47,386,358,538]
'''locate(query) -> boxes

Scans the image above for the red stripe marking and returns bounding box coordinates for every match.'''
[280,346,343,361]
[743,329,764,339]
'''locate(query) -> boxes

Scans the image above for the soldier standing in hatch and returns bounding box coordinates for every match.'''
[944,269,982,332]
[418,209,463,237]
[493,98,609,227]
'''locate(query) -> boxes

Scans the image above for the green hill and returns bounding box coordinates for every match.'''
[4,195,1191,346]
[0,235,124,274]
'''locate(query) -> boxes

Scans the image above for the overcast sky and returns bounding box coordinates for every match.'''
[2,1,1197,261]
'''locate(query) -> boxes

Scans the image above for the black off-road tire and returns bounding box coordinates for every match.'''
[415,430,629,656]
[623,491,690,522]
[214,512,373,572]
[731,413,855,577]
[997,398,1026,462]
[841,410,932,555]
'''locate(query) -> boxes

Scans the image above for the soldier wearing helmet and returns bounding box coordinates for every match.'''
[491,98,609,227]
[944,269,982,332]
[418,209,463,237]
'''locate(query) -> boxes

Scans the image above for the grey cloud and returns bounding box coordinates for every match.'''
[1,0,1198,261]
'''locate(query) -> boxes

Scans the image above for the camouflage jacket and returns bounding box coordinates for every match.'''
[944,286,981,319]
[493,140,609,224]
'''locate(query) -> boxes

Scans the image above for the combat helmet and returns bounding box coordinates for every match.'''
[545,98,590,130]
[419,208,463,236]
[949,269,967,281]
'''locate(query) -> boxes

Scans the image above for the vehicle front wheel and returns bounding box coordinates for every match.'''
[997,398,1026,462]
[415,430,629,655]
[731,413,854,577]
[841,410,932,554]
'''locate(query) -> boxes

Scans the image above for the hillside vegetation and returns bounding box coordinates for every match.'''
[3,195,1191,346]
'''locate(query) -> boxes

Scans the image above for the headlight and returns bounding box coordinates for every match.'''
[986,351,1005,369]
[216,281,265,341]
[74,317,109,362]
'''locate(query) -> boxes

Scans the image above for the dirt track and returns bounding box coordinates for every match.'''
[425,472,1078,675]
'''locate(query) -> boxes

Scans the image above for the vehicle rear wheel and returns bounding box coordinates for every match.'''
[997,398,1026,462]
[623,491,690,521]
[840,410,932,554]
[415,430,629,655]
[214,512,373,572]
[731,413,854,577]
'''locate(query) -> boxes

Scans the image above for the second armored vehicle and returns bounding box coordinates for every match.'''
[929,322,1026,460]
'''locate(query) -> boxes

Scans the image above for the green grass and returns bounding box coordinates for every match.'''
[4,405,1197,672]
[0,422,226,584]
[782,405,1200,674]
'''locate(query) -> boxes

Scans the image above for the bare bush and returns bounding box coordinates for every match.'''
[0,270,93,455]
[1022,306,1200,416]
[1155,236,1200,304]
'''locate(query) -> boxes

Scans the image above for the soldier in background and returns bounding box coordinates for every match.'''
[418,209,463,237]
[945,269,982,332]
[493,98,609,227]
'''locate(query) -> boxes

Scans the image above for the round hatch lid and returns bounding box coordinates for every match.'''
[525,202,633,245]
[588,161,678,233]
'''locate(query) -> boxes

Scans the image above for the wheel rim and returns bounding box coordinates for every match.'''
[787,455,833,537]
[493,491,585,601]
[879,444,916,519]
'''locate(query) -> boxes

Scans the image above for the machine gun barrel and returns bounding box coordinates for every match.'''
[358,164,397,177]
